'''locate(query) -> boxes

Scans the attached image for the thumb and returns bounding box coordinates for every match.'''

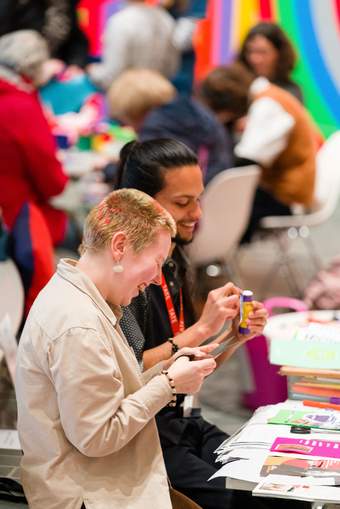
[199,343,219,354]
[191,358,216,370]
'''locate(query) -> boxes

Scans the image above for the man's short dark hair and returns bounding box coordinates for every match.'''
[199,63,254,118]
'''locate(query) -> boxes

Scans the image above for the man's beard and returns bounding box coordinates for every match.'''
[172,233,193,246]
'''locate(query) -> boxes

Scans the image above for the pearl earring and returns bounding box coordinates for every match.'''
[112,262,124,273]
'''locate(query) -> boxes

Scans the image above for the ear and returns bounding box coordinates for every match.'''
[110,231,128,260]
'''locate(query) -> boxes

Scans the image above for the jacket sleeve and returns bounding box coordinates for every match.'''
[16,94,68,201]
[141,361,165,384]
[47,327,172,457]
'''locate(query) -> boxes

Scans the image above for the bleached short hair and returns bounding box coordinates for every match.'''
[107,69,176,125]
[80,188,176,254]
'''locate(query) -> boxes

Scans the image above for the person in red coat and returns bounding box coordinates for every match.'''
[0,30,69,316]
[0,29,69,247]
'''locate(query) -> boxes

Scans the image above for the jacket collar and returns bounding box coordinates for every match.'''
[57,259,122,328]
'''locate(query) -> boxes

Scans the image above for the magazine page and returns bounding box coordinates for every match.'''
[270,436,340,459]
[260,455,340,484]
[253,479,340,502]
[268,409,340,430]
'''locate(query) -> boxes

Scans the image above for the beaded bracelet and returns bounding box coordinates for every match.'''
[162,370,177,407]
[168,337,179,354]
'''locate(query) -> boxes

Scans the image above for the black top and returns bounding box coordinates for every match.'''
[120,246,198,445]
[121,246,196,360]
[144,247,196,348]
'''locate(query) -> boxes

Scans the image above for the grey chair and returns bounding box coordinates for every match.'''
[187,165,260,283]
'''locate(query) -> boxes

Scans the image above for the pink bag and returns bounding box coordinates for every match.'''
[242,297,307,409]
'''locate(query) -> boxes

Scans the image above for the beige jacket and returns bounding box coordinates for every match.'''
[15,259,173,509]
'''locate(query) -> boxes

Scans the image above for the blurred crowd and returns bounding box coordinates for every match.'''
[0,1,319,282]
[0,3,323,509]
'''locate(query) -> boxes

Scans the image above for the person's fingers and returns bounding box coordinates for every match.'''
[222,282,241,297]
[247,327,264,335]
[176,347,197,356]
[251,301,268,313]
[247,323,266,332]
[247,317,267,327]
[174,355,190,366]
[197,358,216,375]
[219,294,239,308]
[210,282,240,299]
[250,311,267,319]
[248,307,268,320]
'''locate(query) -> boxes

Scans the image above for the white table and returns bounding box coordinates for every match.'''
[58,148,109,178]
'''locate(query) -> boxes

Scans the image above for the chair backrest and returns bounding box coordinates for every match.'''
[187,165,260,266]
[0,259,24,336]
[314,131,340,219]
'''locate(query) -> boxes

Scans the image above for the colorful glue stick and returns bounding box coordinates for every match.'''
[238,290,253,334]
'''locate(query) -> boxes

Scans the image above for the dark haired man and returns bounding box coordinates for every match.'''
[117,138,290,509]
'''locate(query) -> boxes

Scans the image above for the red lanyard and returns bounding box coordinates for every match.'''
[161,273,185,336]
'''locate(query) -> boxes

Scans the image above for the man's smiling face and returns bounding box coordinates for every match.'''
[155,165,204,244]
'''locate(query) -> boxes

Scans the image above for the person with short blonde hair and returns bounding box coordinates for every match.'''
[108,68,176,126]
[80,188,176,255]
[16,188,215,509]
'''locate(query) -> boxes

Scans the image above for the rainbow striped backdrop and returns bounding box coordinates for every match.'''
[78,0,340,136]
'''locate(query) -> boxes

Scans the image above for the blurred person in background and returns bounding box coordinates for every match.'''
[107,69,233,184]
[238,21,303,102]
[16,188,216,509]
[87,0,193,91]
[0,29,68,246]
[161,0,207,95]
[199,62,318,242]
[0,30,69,314]
[0,0,88,72]
[115,139,275,509]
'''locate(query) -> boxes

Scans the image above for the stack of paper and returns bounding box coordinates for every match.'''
[210,401,340,502]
